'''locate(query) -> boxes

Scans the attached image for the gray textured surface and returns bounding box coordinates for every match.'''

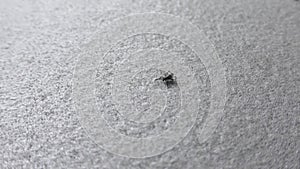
[0,0,299,168]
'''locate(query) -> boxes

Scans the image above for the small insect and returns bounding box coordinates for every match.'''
[154,71,177,88]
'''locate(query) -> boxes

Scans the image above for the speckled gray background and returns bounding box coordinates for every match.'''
[0,0,299,168]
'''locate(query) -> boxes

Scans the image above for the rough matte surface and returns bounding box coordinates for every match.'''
[0,0,299,168]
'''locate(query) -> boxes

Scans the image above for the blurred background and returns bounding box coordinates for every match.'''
[0,0,299,168]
